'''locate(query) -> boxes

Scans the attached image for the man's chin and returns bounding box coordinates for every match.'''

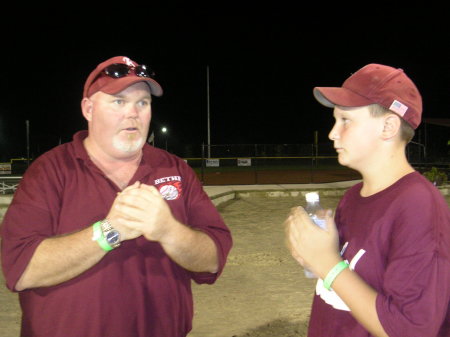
[113,138,144,153]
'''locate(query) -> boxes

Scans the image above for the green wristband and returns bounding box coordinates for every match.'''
[92,221,113,252]
[323,261,349,290]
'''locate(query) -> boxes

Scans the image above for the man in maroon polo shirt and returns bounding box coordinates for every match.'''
[1,56,233,337]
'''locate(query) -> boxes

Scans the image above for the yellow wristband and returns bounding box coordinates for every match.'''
[323,261,349,290]
[92,221,113,252]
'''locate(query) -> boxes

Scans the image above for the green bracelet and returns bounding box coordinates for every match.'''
[323,261,349,290]
[92,221,113,252]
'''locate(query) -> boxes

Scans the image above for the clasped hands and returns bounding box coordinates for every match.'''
[106,181,177,243]
[284,206,342,279]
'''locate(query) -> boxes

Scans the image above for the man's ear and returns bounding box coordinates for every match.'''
[81,98,93,122]
[381,113,401,140]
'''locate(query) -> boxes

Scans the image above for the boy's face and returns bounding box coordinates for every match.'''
[328,106,384,171]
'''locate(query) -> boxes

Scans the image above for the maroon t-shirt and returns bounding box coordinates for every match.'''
[1,131,233,337]
[308,172,450,337]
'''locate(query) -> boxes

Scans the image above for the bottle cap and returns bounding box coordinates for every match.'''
[305,191,320,202]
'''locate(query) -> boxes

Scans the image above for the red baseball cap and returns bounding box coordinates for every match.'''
[83,56,163,98]
[313,63,422,129]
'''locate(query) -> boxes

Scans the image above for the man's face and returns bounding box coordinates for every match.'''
[84,82,152,159]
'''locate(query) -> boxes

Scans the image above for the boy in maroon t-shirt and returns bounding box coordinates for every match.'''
[285,64,449,336]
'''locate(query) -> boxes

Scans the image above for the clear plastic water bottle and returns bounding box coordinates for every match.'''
[303,191,326,278]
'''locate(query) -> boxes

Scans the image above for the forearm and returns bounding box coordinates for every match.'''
[15,225,106,291]
[330,268,389,337]
[159,220,219,273]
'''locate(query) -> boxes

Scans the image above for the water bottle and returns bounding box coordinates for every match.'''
[303,191,326,278]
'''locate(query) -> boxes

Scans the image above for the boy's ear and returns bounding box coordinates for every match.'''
[381,114,401,140]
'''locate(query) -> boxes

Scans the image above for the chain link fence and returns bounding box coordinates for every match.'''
[1,140,448,191]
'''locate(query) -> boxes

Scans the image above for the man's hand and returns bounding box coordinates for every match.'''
[108,182,178,243]
[106,182,144,241]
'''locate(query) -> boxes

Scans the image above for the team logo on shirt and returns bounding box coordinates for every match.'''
[154,176,182,200]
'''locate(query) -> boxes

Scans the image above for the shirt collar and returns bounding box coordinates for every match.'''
[72,130,90,161]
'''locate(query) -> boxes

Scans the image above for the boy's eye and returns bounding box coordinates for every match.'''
[113,99,124,105]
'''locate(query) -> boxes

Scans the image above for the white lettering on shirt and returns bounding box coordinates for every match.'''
[154,176,182,185]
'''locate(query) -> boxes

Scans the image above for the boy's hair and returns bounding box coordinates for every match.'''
[369,104,415,143]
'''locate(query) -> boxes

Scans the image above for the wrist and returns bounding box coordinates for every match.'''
[316,255,343,279]
[92,221,113,251]
[92,220,121,251]
[146,217,180,244]
[100,219,121,249]
[323,260,349,290]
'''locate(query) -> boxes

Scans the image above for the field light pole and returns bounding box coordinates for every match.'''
[206,65,211,158]
[161,127,168,151]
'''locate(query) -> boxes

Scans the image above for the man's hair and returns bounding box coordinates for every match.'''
[369,104,415,143]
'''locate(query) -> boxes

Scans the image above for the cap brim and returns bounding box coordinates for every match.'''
[101,76,163,97]
[313,87,373,108]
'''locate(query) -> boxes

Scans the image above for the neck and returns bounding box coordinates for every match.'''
[83,137,143,190]
[359,154,414,196]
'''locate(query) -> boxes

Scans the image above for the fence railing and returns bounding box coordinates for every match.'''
[0,176,21,194]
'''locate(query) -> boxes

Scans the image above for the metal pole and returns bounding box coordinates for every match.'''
[201,142,205,184]
[206,65,211,158]
[424,123,428,163]
[314,130,318,161]
[26,120,30,168]
[310,143,314,183]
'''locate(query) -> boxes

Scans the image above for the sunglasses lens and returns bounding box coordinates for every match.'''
[103,63,156,79]
[135,65,155,78]
[103,64,130,78]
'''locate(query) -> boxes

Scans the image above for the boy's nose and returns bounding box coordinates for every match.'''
[328,125,339,140]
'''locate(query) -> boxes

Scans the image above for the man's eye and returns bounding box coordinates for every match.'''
[138,100,149,107]
[113,99,124,105]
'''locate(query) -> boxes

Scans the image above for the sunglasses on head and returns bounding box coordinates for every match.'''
[102,63,156,79]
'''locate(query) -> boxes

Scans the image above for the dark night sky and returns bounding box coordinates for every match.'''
[1,4,449,160]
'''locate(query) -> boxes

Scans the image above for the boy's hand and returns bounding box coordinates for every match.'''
[284,206,341,278]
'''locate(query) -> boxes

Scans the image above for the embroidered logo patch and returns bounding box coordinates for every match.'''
[154,176,182,200]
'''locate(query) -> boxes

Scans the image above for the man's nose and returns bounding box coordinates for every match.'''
[125,105,139,118]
